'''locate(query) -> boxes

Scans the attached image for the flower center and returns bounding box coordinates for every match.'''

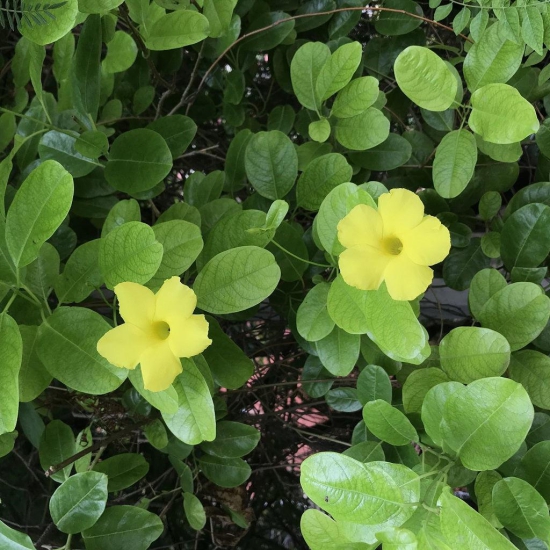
[153,321,170,340]
[382,236,403,256]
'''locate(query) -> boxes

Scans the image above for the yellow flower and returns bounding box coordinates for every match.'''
[337,188,451,301]
[97,276,212,392]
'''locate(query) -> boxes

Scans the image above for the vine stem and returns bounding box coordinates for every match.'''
[270,239,332,268]
[193,6,473,106]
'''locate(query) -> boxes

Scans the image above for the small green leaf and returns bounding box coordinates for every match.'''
[297,283,335,342]
[335,108,390,151]
[39,420,75,483]
[315,42,362,101]
[94,454,149,492]
[357,364,392,405]
[509,350,550,410]
[183,492,206,530]
[0,314,21,436]
[201,421,260,458]
[315,326,360,376]
[363,400,418,445]
[199,455,251,487]
[309,119,331,143]
[332,76,380,118]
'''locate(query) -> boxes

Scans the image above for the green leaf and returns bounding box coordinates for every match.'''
[469,83,539,144]
[516,441,550,502]
[94,453,149,492]
[204,0,237,37]
[357,364,392,405]
[50,472,108,534]
[20,0,78,46]
[301,355,333,398]
[521,6,544,55]
[102,200,141,237]
[104,129,172,194]
[375,0,423,35]
[315,42,363,101]
[335,108,390,151]
[18,325,51,403]
[452,7,471,34]
[440,377,534,470]
[290,42,330,111]
[183,492,206,530]
[201,421,260,458]
[349,134,412,171]
[325,387,362,412]
[332,76,379,118]
[202,316,254,389]
[146,11,210,50]
[477,282,550,351]
[300,509,353,550]
[309,119,331,143]
[0,519,34,549]
[501,204,550,270]
[75,131,109,159]
[394,46,457,111]
[102,31,137,74]
[267,105,295,134]
[162,359,216,445]
[363,400,418,445]
[443,239,490,291]
[433,130,477,199]
[509,350,550,410]
[300,452,419,525]
[316,183,375,254]
[0,314,21,435]
[468,268,507,320]
[55,240,103,304]
[402,367,449,414]
[439,327,511,383]
[71,14,101,121]
[23,243,59,302]
[239,11,294,52]
[244,131,297,200]
[79,0,124,13]
[37,307,127,395]
[128,366,179,414]
[493,477,550,539]
[315,326,360,376]
[6,160,73,268]
[297,283,335,342]
[376,529,417,549]
[479,191,502,221]
[199,455,251,487]
[39,420,75,483]
[439,489,517,550]
[82,506,163,550]
[464,22,524,92]
[99,221,163,289]
[194,246,280,314]
[224,129,253,191]
[297,154,353,212]
[147,115,197,159]
[343,441,385,464]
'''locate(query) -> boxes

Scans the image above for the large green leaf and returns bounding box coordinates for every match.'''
[439,489,517,549]
[509,350,550,409]
[394,46,457,111]
[6,160,73,268]
[49,472,108,534]
[20,0,78,46]
[162,359,216,445]
[37,307,127,394]
[99,222,163,289]
[492,477,550,540]
[145,11,210,50]
[0,519,34,549]
[464,22,524,92]
[104,129,172,194]
[290,42,330,111]
[82,506,163,550]
[439,327,511,383]
[500,203,550,270]
[363,400,418,445]
[0,314,21,436]
[432,130,477,199]
[244,131,297,200]
[469,83,539,144]
[194,246,280,314]
[440,377,534,470]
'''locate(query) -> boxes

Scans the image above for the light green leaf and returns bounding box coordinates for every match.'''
[183,492,206,530]
[0,519,34,549]
[198,455,251,487]
[394,46,457,111]
[300,509,354,550]
[315,326,360,376]
[297,283,335,342]
[468,268,507,320]
[290,42,330,111]
[147,115,197,159]
[104,129,172,194]
[433,129,477,199]
[50,472,108,534]
[469,83,539,144]
[402,368,449,414]
[521,6,544,55]
[439,327,511,383]
[18,325,51,403]
[82,506,163,550]
[79,0,124,13]
[376,528,417,549]
[6,160,73,268]
[440,377,534,470]
[245,131,297,200]
[335,108,390,151]
[309,119,331,143]
[363,399,418,445]
[0,314,21,436]
[102,31,137,74]
[194,246,280,314]
[99,221,163,289]
[509,350,550,410]
[39,420,75,483]
[128,365,179,414]
[332,76,379,118]
[203,0,236,37]
[357,364,392,405]
[37,307,127,395]
[102,200,141,237]
[93,453,149,492]
[162,359,216,445]
[146,11,210,50]
[20,0,78,45]
[201,421,260,458]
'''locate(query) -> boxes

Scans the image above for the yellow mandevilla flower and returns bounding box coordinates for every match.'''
[337,188,451,301]
[97,276,212,392]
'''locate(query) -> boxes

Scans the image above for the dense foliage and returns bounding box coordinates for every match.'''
[2,0,550,548]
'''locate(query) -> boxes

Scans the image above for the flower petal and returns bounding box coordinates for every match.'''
[401,215,451,266]
[155,276,197,322]
[97,324,154,370]
[140,341,183,392]
[115,282,155,331]
[378,189,424,236]
[384,254,433,301]
[337,204,383,249]
[168,314,212,358]
[338,245,390,291]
